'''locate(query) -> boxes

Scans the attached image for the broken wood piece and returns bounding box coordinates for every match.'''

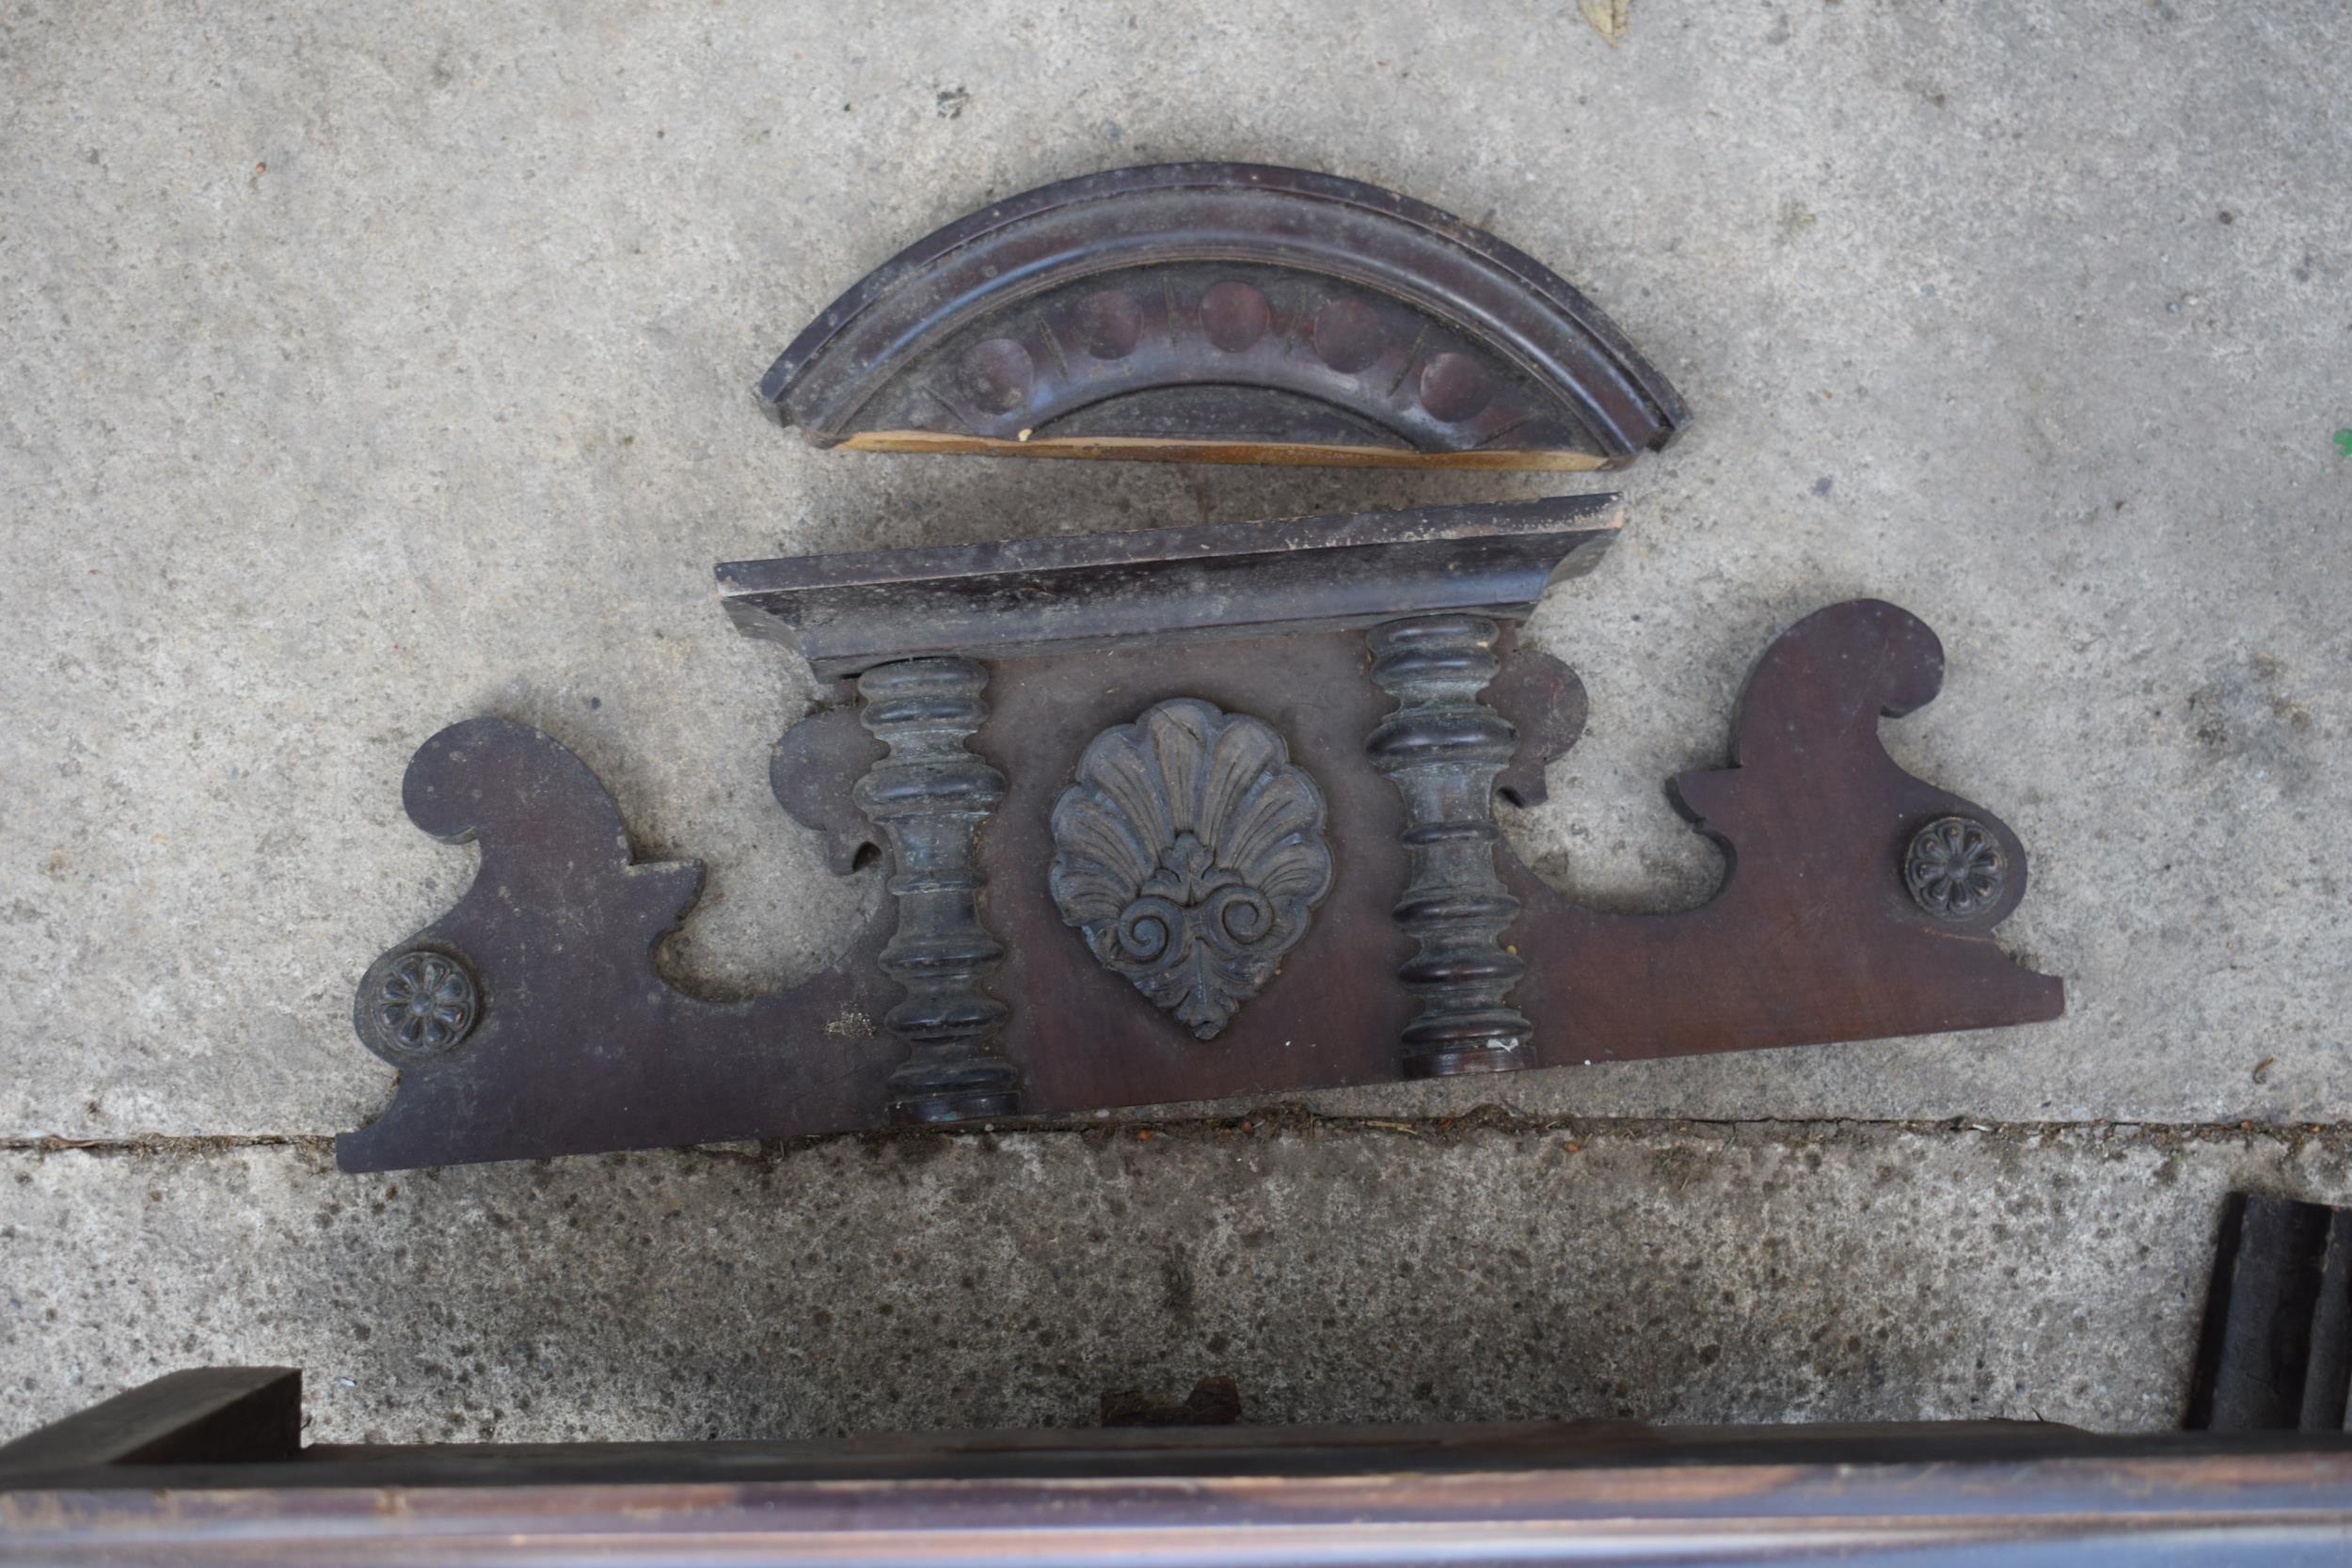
[759,164,1688,470]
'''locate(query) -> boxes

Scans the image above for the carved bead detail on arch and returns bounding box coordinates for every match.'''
[1311,298,1386,374]
[961,337,1034,413]
[1050,699,1332,1039]
[1904,816,2009,921]
[1418,351,1494,422]
[1200,280,1271,352]
[1073,289,1144,359]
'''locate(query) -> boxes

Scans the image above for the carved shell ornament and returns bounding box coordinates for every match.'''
[1049,699,1333,1038]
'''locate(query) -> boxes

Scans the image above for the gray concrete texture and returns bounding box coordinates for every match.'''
[8,1122,2350,1442]
[1,0,2347,1441]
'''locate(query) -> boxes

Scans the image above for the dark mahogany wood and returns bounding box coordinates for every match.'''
[333,720,898,1173]
[1367,614,1536,1077]
[0,1369,299,1474]
[719,496,1622,678]
[337,495,2059,1170]
[2189,1194,2352,1432]
[852,658,1022,1124]
[979,632,1412,1115]
[1511,599,2066,1064]
[757,164,1688,470]
[341,500,1620,1169]
[6,1372,2352,1565]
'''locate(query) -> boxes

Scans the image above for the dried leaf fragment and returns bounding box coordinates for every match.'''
[1579,0,1630,45]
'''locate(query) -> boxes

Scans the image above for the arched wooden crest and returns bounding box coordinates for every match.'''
[759,164,1688,470]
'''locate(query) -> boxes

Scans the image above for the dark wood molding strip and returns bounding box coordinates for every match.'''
[0,1368,300,1476]
[8,1373,2352,1562]
[718,495,1620,678]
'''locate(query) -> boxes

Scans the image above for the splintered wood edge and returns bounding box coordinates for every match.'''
[834,431,1616,470]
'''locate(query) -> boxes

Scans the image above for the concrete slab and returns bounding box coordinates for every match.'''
[4,2,2347,1140]
[5,1119,2343,1444]
[2,0,2350,1443]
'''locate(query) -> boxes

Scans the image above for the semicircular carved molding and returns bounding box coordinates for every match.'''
[760,164,1688,470]
[1049,698,1333,1039]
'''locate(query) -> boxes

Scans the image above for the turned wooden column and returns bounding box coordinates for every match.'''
[1365,614,1533,1077]
[852,657,1021,1123]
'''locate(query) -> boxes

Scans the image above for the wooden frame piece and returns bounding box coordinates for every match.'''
[334,497,2060,1173]
[757,164,1689,470]
[5,1370,2351,1565]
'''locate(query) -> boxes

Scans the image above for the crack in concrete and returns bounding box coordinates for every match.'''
[3,1132,333,1156]
[5,1105,2348,1163]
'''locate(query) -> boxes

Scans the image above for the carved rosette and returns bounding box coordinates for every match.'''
[355,947,480,1065]
[1904,816,2009,920]
[853,657,1021,1123]
[1050,699,1332,1038]
[1366,614,1534,1076]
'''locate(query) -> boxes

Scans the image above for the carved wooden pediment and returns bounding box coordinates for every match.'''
[339,498,2060,1171]
[332,167,2062,1173]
